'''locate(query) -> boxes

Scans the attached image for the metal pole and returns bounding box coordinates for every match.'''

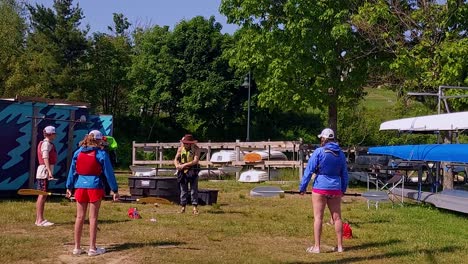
[437,86,441,114]
[246,71,251,142]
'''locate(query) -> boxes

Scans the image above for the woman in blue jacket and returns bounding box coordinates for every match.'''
[299,128,348,254]
[66,130,119,256]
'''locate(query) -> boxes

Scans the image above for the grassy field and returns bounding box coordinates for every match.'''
[362,87,398,111]
[1,175,467,264]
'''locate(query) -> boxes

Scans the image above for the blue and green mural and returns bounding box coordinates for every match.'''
[0,99,112,195]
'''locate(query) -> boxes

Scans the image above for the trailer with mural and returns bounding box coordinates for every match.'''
[0,97,113,197]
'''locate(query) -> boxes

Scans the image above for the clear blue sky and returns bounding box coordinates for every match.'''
[29,0,238,34]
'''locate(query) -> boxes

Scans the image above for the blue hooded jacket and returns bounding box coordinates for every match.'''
[66,146,119,193]
[299,142,348,193]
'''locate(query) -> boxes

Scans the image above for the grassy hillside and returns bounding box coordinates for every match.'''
[362,87,398,111]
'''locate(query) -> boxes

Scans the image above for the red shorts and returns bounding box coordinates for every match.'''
[74,188,105,203]
[313,189,342,199]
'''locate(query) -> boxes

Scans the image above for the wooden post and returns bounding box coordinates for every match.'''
[267,141,271,180]
[298,147,304,180]
[132,141,136,166]
[235,139,240,180]
[158,144,163,169]
[207,140,212,166]
[417,165,424,202]
[66,110,75,177]
[29,107,39,189]
[442,162,453,191]
[292,143,296,162]
[155,144,159,167]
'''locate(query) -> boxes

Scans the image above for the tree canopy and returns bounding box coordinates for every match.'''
[219,0,374,134]
[352,0,468,111]
[2,0,468,167]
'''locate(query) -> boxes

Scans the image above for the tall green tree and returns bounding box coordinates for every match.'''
[0,0,26,97]
[8,0,88,99]
[107,12,131,37]
[220,0,371,134]
[85,13,132,116]
[129,25,174,119]
[168,16,239,136]
[129,16,240,139]
[352,0,468,111]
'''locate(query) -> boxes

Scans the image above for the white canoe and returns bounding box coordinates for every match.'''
[250,186,284,197]
[238,169,268,183]
[210,150,244,163]
[252,150,288,160]
[218,166,243,173]
[380,111,468,132]
[199,169,226,180]
[130,165,176,177]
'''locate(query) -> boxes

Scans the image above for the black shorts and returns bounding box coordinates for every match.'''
[35,179,48,192]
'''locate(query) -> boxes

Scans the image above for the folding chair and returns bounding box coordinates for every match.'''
[363,172,405,209]
[366,172,387,191]
[379,172,405,205]
[362,191,390,209]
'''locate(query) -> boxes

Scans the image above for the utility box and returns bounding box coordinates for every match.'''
[128,177,219,206]
[128,176,180,203]
[197,189,219,205]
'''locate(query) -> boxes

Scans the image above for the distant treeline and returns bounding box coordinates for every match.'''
[2,0,468,167]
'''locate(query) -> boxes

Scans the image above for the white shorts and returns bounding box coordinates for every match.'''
[36,164,54,179]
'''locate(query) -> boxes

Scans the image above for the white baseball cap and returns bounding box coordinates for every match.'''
[43,126,56,134]
[89,130,103,140]
[317,128,335,139]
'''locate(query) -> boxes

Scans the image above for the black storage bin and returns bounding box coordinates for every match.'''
[196,189,219,205]
[128,176,180,203]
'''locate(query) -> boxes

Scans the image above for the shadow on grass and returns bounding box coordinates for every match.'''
[0,196,71,203]
[206,209,249,216]
[283,244,460,264]
[106,241,200,252]
[396,202,468,219]
[345,239,402,251]
[346,218,392,228]
[59,218,131,225]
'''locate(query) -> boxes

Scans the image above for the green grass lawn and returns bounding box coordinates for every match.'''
[1,176,467,263]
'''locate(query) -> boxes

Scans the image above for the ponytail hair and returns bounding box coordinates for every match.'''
[320,137,335,146]
[79,134,101,147]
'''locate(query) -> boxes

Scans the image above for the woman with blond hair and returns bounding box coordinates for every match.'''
[299,128,349,254]
[66,130,119,256]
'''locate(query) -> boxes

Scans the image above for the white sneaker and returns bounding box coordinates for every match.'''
[306,246,320,253]
[36,220,54,227]
[333,246,344,253]
[72,248,82,255]
[88,247,105,256]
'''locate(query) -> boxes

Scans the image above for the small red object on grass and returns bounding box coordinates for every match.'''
[128,207,141,219]
[343,222,353,239]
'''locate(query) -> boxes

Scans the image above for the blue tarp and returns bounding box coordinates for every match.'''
[368,144,468,163]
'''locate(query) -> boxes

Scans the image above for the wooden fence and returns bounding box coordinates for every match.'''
[132,140,306,179]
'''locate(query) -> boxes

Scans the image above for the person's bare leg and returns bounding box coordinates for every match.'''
[35,195,47,224]
[88,200,101,250]
[312,193,327,251]
[327,196,343,252]
[74,202,88,250]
